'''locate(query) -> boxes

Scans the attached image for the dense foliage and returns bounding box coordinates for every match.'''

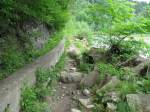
[0,0,70,79]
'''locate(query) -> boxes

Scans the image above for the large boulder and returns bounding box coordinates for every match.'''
[80,67,100,87]
[88,47,105,62]
[60,71,83,83]
[132,61,150,77]
[117,55,149,67]
[98,76,121,92]
[126,94,150,112]
[67,45,80,59]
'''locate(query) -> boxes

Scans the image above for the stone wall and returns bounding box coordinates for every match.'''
[0,39,65,112]
[23,20,53,49]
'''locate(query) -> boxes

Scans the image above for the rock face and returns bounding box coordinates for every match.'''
[67,45,80,58]
[80,67,100,87]
[126,94,150,112]
[23,20,51,49]
[60,71,83,83]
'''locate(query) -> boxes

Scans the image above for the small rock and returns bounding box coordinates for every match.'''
[59,82,62,85]
[70,67,77,72]
[107,103,117,111]
[83,89,90,96]
[107,91,120,102]
[62,86,66,89]
[77,90,80,95]
[71,108,81,112]
[61,96,64,99]
[62,94,65,97]
[78,98,94,109]
[102,92,120,103]
[87,105,95,109]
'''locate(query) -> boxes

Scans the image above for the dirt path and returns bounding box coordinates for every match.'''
[50,57,87,112]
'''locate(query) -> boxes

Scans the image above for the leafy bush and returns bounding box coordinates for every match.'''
[0,0,70,31]
[21,53,65,112]
[21,87,50,112]
[98,62,126,79]
[107,39,147,63]
[35,68,58,98]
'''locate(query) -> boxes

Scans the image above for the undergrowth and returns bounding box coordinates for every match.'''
[0,32,63,80]
[21,53,66,112]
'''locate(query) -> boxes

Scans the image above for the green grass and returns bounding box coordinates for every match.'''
[21,53,66,112]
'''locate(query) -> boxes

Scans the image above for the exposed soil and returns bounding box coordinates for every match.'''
[49,57,90,112]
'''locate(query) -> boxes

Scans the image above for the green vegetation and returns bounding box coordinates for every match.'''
[0,33,63,80]
[98,62,126,79]
[0,0,70,80]
[21,87,50,112]
[21,53,66,112]
[1,0,150,111]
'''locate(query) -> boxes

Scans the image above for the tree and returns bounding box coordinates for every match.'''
[88,0,150,43]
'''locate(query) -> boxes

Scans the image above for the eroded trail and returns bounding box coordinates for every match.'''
[50,57,90,112]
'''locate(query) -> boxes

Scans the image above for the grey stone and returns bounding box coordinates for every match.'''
[80,68,99,87]
[67,45,80,58]
[70,67,77,72]
[83,89,90,96]
[60,71,83,83]
[102,91,120,103]
[88,47,105,62]
[133,62,150,77]
[71,108,81,112]
[126,94,150,112]
[23,20,52,50]
[99,76,121,92]
[78,98,94,109]
[107,103,117,112]
[107,91,120,102]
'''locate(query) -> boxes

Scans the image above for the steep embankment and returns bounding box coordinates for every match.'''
[0,0,70,80]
